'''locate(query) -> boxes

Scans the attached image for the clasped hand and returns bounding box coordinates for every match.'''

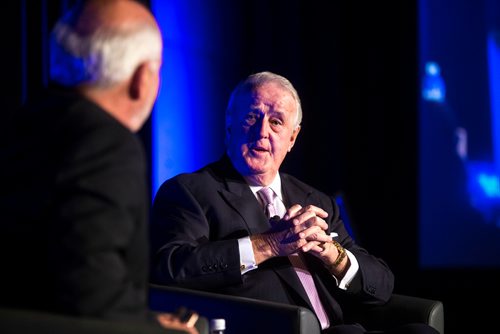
[263,204,332,257]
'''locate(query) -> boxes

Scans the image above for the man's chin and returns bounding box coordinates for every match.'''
[245,155,269,169]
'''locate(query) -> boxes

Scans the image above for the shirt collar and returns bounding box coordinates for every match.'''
[249,174,282,201]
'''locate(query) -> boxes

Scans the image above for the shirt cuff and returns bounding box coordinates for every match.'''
[337,249,359,290]
[238,236,258,274]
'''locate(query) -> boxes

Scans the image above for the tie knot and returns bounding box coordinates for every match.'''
[258,187,275,206]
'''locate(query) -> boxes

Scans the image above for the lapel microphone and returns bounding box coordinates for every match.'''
[269,215,281,226]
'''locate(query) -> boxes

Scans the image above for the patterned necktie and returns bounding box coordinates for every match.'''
[257,187,330,329]
[258,186,281,218]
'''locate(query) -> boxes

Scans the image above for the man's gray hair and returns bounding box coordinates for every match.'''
[225,71,303,130]
[50,20,162,87]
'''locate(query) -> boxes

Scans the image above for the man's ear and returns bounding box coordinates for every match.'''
[290,125,301,141]
[288,125,301,152]
[129,62,150,100]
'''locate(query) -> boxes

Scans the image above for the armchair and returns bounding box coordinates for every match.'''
[149,284,321,334]
[0,288,443,334]
[149,284,444,334]
[346,293,444,334]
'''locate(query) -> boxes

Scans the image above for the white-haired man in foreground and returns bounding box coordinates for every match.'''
[1,1,200,333]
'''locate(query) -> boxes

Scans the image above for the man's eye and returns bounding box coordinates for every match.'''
[244,114,257,125]
[270,118,283,126]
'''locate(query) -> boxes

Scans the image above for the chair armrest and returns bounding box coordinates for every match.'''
[149,284,321,334]
[347,294,444,334]
[0,307,191,334]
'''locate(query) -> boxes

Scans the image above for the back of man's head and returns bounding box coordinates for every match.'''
[50,0,162,88]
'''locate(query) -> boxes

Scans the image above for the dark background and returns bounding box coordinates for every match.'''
[2,1,497,333]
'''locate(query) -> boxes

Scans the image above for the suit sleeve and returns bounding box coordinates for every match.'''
[150,177,244,289]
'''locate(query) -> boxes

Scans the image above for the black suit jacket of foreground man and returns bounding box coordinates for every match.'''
[0,90,153,323]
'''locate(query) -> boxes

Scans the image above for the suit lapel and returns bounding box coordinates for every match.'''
[280,174,313,208]
[219,180,271,234]
[213,156,271,234]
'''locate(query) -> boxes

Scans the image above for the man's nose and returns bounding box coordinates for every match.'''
[255,118,270,138]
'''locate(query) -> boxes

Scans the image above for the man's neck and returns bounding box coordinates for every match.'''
[243,172,279,188]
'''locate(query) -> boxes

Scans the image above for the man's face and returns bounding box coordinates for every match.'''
[226,82,300,184]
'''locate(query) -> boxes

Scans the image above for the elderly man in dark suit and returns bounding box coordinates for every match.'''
[150,71,438,334]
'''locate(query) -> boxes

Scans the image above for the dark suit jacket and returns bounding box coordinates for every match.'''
[0,90,155,324]
[150,155,394,325]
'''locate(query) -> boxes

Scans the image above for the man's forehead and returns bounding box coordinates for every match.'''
[244,87,294,106]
